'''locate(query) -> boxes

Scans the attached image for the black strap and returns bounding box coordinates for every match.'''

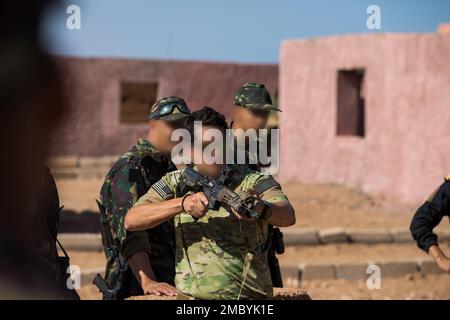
[43,205,70,259]
[254,178,281,195]
[54,205,70,258]
[55,236,69,259]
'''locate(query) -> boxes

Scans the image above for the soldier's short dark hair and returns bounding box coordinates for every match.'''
[185,106,228,137]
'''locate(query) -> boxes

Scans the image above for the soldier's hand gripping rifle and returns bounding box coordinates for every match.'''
[182,167,260,219]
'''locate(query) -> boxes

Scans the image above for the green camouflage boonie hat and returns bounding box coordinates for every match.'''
[233,82,280,111]
[149,96,191,121]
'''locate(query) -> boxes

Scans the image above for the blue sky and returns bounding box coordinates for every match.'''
[41,0,450,63]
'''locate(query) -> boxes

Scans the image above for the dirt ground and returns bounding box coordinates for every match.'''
[299,274,449,300]
[77,273,449,300]
[68,243,450,271]
[69,242,450,300]
[283,182,422,229]
[56,178,450,300]
[278,242,450,265]
[55,178,449,232]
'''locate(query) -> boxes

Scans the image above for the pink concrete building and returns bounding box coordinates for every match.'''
[53,57,277,156]
[279,33,450,205]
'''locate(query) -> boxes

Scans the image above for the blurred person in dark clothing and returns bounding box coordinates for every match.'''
[0,0,73,298]
[410,175,450,273]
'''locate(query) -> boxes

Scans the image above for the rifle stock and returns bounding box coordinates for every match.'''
[93,273,119,300]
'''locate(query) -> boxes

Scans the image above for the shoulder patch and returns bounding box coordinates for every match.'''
[445,174,450,181]
[254,177,281,194]
[151,179,173,200]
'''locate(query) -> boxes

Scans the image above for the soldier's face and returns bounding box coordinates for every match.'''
[147,120,178,154]
[192,125,225,179]
[233,106,269,130]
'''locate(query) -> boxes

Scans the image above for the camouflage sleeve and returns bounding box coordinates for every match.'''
[133,170,181,206]
[260,184,289,204]
[105,161,151,257]
[255,176,289,205]
[106,162,139,242]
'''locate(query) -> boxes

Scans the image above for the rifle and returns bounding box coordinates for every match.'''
[182,166,259,219]
[93,200,129,300]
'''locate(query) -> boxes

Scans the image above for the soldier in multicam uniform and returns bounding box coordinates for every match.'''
[410,175,450,273]
[125,107,296,299]
[98,96,191,298]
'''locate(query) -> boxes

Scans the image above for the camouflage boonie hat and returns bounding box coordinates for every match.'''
[234,82,280,112]
[149,96,191,121]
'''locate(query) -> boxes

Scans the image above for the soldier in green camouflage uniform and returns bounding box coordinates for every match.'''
[234,82,280,113]
[229,83,287,289]
[230,82,280,171]
[99,96,191,298]
[125,107,296,300]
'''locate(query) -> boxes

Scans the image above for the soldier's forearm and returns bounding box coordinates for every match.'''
[125,198,183,231]
[267,202,296,227]
[429,244,450,272]
[128,250,157,286]
[428,244,448,262]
